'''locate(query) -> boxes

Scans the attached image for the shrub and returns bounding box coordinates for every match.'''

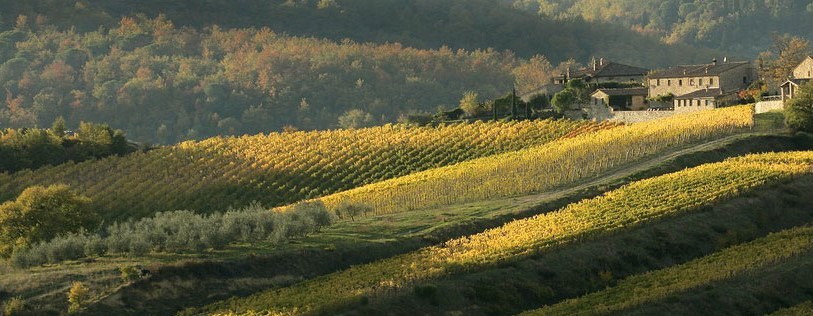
[2,296,25,315]
[11,200,337,267]
[67,281,90,314]
[120,265,141,283]
[786,81,813,132]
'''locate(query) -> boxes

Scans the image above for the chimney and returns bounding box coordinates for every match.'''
[592,57,597,71]
[705,68,708,74]
[566,67,571,80]
[723,57,727,63]
[600,58,604,66]
[712,59,718,65]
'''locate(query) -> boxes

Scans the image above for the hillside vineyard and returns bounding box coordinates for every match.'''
[200,150,811,315]
[311,106,754,215]
[0,119,608,221]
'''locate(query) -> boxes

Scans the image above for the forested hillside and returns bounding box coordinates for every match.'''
[508,0,813,56]
[0,0,724,142]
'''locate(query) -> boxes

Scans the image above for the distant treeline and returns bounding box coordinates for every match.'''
[0,120,133,173]
[0,0,724,143]
[508,0,813,57]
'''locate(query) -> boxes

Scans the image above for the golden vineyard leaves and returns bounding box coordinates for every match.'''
[202,150,812,316]
[0,119,603,221]
[311,106,755,215]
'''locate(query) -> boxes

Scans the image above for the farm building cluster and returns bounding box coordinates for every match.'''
[521,57,773,121]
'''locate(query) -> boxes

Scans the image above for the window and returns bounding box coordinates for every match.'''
[743,76,747,84]
[679,79,683,86]
[699,78,704,86]
[710,78,714,85]
[667,80,671,86]
[690,79,695,86]
[705,100,710,106]
[656,79,660,86]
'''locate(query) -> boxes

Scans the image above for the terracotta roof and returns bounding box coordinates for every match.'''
[649,61,750,79]
[592,87,648,97]
[674,88,725,99]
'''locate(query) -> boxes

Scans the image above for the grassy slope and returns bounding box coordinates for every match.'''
[370,174,813,316]
[193,150,813,315]
[0,112,797,315]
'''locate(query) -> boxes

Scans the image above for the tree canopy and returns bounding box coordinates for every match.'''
[0,184,96,257]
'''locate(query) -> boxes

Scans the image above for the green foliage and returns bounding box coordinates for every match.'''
[509,0,813,57]
[459,91,482,117]
[119,265,141,283]
[0,122,134,173]
[338,109,375,129]
[551,89,577,114]
[333,202,374,221]
[11,202,334,267]
[2,297,25,316]
[0,184,96,258]
[67,281,90,314]
[551,79,590,114]
[785,82,813,132]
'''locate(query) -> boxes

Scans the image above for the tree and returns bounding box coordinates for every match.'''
[338,109,374,129]
[51,116,66,137]
[551,89,577,114]
[785,81,813,133]
[458,91,481,116]
[67,281,90,314]
[757,35,812,86]
[0,185,96,257]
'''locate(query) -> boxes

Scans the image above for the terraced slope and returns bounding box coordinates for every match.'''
[520,225,813,316]
[308,106,754,215]
[198,150,810,315]
[0,119,604,221]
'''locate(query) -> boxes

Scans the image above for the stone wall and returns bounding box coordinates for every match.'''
[755,100,784,114]
[606,111,677,124]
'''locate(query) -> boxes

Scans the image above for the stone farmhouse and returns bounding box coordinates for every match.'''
[552,58,650,85]
[589,87,648,111]
[647,60,756,110]
[780,56,813,101]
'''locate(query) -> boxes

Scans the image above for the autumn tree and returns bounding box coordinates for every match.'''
[758,35,812,86]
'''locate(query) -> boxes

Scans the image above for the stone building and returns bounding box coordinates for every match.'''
[648,60,756,108]
[553,59,649,85]
[590,87,648,111]
[781,56,813,102]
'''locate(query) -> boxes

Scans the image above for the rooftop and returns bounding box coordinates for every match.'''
[674,88,725,99]
[592,87,648,97]
[557,61,649,79]
[649,61,750,79]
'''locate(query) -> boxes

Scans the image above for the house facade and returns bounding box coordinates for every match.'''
[590,88,648,111]
[781,56,813,102]
[793,56,813,80]
[648,61,756,109]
